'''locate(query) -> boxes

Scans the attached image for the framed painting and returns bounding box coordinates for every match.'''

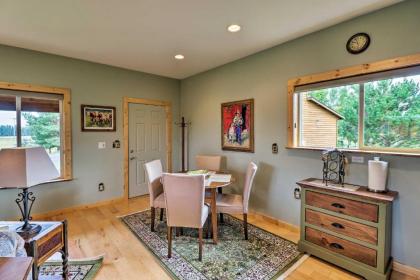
[221,98,254,152]
[81,105,116,131]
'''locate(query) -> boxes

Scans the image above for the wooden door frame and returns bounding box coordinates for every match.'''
[123,97,172,201]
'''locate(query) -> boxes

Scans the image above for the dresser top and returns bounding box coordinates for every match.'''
[297,178,398,203]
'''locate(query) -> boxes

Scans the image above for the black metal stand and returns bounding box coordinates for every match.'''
[175,117,191,172]
[15,188,41,237]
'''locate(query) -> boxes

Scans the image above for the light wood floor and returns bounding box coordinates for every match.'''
[42,196,412,280]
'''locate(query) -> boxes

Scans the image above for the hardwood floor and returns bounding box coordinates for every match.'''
[41,196,412,280]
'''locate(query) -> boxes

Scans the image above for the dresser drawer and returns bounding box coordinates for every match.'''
[306,209,378,245]
[306,191,378,222]
[305,227,377,267]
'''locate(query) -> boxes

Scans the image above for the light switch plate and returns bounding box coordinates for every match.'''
[351,156,364,163]
[98,142,106,149]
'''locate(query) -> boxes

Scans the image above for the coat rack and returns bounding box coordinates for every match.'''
[175,117,191,172]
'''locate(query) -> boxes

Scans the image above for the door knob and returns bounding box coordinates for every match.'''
[130,156,137,160]
[130,149,134,153]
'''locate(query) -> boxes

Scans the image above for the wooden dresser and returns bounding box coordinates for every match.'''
[297,178,398,280]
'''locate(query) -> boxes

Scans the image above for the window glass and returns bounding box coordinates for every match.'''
[0,95,17,149]
[299,84,359,148]
[21,97,61,172]
[364,74,420,149]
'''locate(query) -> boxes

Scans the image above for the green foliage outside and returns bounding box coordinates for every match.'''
[308,76,420,149]
[22,112,60,152]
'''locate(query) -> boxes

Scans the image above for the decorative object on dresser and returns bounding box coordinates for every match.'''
[297,178,398,280]
[0,221,69,280]
[321,149,347,186]
[368,157,389,193]
[0,147,60,237]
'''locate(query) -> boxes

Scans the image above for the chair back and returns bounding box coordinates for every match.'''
[162,173,205,228]
[243,162,258,213]
[144,159,163,206]
[195,155,222,172]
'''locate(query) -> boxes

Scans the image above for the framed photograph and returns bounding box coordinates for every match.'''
[81,105,116,131]
[221,98,254,152]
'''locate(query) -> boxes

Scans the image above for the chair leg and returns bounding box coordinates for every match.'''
[167,226,172,258]
[243,213,248,240]
[206,215,211,239]
[151,207,156,232]
[160,208,164,221]
[198,228,203,261]
[217,188,224,223]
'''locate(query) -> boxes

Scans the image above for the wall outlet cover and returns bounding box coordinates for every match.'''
[98,142,106,149]
[351,156,364,163]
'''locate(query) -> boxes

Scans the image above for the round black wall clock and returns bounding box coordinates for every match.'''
[346,33,370,54]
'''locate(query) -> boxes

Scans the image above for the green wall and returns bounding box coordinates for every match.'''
[180,0,420,268]
[0,44,180,218]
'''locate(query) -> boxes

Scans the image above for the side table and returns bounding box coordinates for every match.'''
[0,220,68,280]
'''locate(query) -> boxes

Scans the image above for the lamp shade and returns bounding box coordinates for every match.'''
[0,147,59,188]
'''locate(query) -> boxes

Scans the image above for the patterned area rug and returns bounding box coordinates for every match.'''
[39,256,103,280]
[121,210,302,280]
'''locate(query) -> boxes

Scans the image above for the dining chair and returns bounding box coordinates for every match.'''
[144,159,165,232]
[195,155,222,172]
[162,173,209,261]
[216,162,258,240]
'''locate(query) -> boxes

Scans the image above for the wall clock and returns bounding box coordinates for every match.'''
[346,33,370,54]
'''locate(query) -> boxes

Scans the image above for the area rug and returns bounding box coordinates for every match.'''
[121,210,303,280]
[39,256,103,280]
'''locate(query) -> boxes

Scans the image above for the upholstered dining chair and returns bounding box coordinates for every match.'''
[195,155,222,172]
[162,173,209,261]
[196,155,225,221]
[216,162,258,240]
[144,159,165,232]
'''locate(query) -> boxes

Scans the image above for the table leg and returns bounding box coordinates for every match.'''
[61,220,69,280]
[211,188,218,244]
[29,241,39,280]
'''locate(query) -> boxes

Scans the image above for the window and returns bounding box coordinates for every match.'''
[290,64,420,154]
[0,84,71,179]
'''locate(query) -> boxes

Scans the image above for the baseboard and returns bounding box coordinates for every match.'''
[31,196,125,220]
[249,210,300,233]
[393,261,420,279]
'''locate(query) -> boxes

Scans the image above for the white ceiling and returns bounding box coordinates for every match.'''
[0,0,401,79]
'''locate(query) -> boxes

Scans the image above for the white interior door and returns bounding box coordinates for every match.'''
[129,103,167,198]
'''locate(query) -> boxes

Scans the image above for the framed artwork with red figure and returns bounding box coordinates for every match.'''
[221,99,254,152]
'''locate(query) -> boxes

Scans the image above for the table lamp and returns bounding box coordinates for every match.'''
[0,147,59,237]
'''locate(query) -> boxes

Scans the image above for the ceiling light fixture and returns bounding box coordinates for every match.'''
[174,54,185,60]
[227,24,241,33]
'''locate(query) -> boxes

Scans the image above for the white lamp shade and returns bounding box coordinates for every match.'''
[0,147,59,188]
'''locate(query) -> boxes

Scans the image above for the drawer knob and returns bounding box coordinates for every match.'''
[331,202,345,209]
[331,222,345,229]
[329,242,344,250]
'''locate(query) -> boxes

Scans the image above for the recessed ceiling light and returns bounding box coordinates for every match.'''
[227,24,241,33]
[174,54,184,60]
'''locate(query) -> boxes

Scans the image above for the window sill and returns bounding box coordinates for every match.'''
[38,177,73,185]
[285,146,420,158]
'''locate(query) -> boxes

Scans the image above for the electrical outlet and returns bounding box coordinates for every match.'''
[98,142,106,149]
[351,156,364,163]
[98,183,105,191]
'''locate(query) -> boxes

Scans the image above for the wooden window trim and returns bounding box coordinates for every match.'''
[287,53,420,157]
[0,81,72,179]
